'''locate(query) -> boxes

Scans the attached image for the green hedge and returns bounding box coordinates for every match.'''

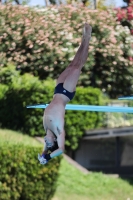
[0,65,107,150]
[0,144,61,200]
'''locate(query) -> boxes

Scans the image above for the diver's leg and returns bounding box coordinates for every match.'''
[56,66,71,85]
[56,23,92,86]
[63,23,92,92]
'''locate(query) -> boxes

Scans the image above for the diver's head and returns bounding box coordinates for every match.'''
[44,130,58,152]
[44,134,56,148]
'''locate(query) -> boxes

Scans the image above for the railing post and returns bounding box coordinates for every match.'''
[116,136,120,168]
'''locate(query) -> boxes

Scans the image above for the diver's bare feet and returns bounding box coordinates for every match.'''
[82,23,92,40]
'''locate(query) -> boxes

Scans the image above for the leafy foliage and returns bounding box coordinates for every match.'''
[116,0,133,30]
[115,0,133,74]
[0,65,107,150]
[0,143,61,200]
[0,4,133,98]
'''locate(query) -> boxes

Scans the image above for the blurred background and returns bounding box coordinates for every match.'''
[0,0,133,200]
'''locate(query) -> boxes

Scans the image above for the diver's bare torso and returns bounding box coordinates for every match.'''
[43,93,69,137]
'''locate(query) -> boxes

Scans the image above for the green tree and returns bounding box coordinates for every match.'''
[63,0,115,9]
[96,0,115,9]
[1,0,30,5]
[49,0,56,5]
[123,0,130,6]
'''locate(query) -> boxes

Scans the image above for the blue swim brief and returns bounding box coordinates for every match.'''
[54,83,75,100]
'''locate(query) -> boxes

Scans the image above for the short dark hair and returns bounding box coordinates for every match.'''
[47,141,58,152]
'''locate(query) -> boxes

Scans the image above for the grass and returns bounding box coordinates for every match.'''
[0,129,133,200]
[0,129,42,147]
[53,159,133,200]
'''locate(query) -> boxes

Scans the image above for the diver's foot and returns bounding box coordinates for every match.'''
[82,23,92,40]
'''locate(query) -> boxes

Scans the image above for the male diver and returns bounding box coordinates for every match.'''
[38,23,92,165]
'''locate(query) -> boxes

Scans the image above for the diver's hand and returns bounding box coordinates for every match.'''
[38,153,48,165]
